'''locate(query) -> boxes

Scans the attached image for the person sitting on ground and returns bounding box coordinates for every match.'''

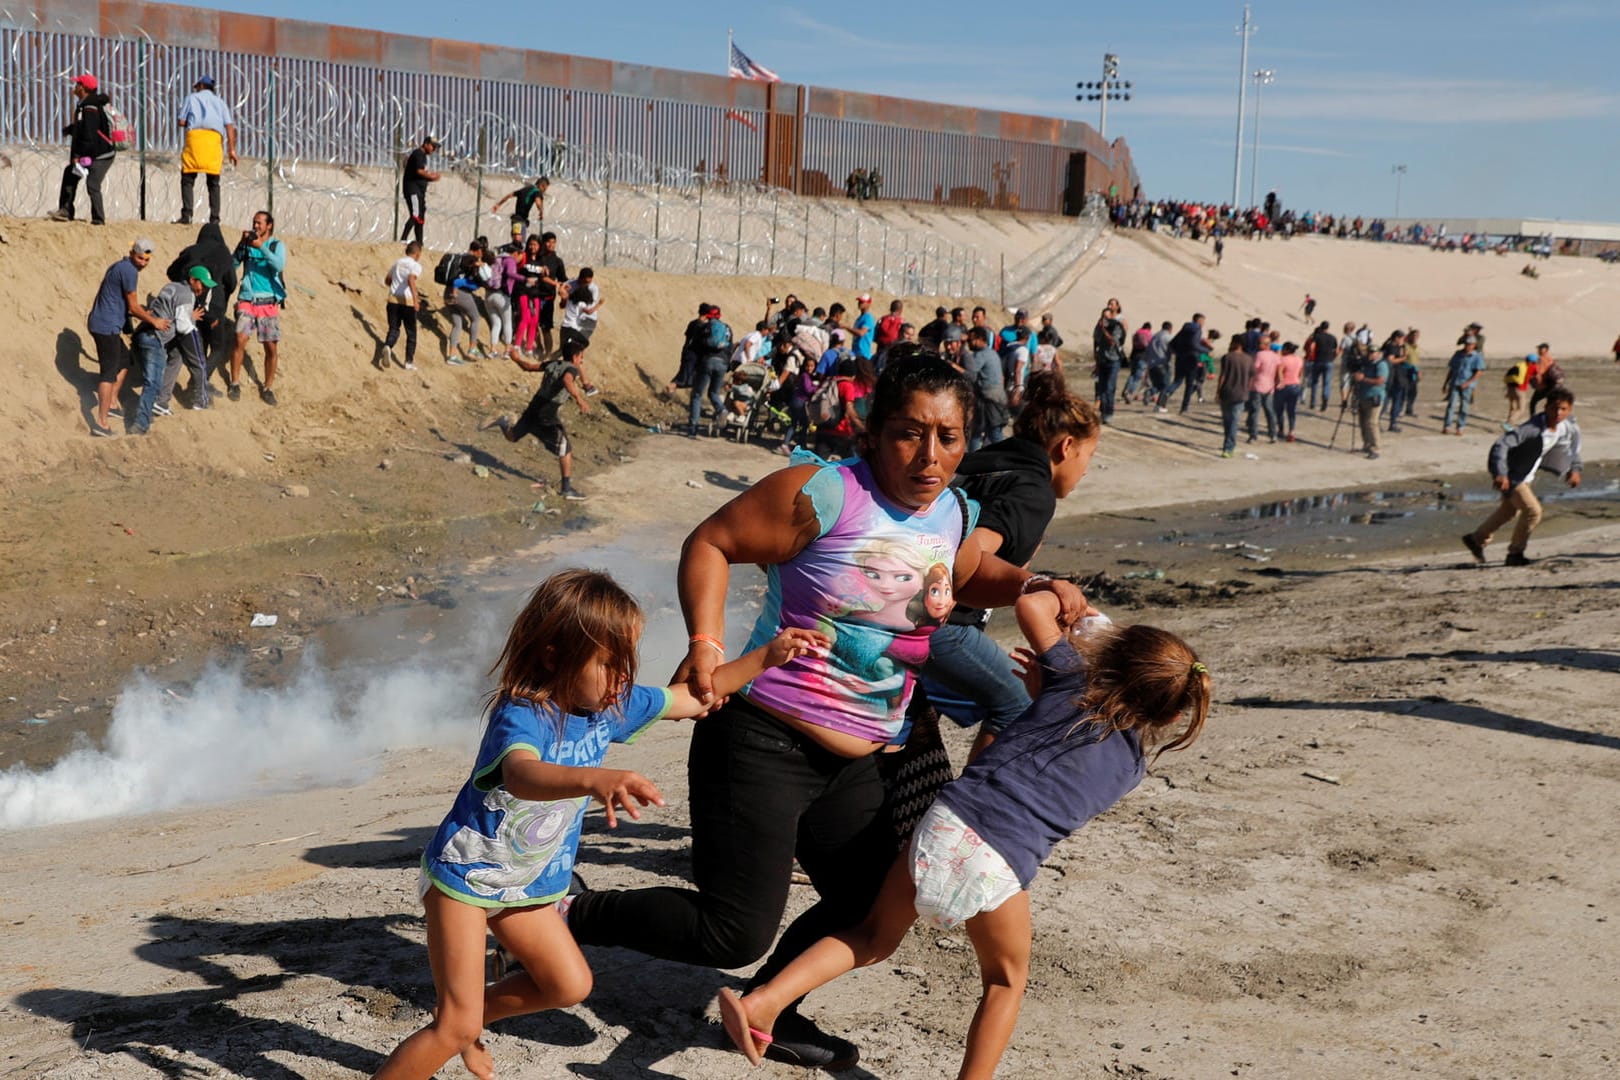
[718,593,1210,1080]
[1463,387,1580,568]
[493,337,593,501]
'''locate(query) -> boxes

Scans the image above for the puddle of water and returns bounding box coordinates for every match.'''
[1047,463,1620,583]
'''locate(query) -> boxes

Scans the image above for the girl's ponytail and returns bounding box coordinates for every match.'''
[1072,626,1209,760]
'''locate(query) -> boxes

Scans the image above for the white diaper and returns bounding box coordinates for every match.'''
[909,801,1023,930]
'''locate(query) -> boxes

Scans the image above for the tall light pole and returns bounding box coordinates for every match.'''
[1232,3,1255,206]
[1392,164,1408,218]
[1076,52,1132,140]
[1248,68,1275,209]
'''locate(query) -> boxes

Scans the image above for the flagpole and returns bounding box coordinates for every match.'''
[727,28,733,76]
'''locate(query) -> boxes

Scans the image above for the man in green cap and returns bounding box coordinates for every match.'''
[134,264,218,429]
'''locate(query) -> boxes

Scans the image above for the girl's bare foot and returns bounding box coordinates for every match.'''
[461,1036,494,1080]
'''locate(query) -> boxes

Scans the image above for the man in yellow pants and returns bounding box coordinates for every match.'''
[177,74,237,226]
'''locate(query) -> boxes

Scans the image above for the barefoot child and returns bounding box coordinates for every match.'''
[373,569,825,1080]
[719,589,1211,1080]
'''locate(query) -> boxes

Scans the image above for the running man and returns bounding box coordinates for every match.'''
[493,338,593,501]
[1463,388,1580,567]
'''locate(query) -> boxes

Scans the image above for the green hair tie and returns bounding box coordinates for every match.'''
[1191,662,1208,676]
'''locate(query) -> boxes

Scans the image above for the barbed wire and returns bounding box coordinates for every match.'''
[1,13,1100,304]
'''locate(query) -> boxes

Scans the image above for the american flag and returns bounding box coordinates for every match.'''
[728,38,779,83]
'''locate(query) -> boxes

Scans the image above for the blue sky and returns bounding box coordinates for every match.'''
[198,0,1619,221]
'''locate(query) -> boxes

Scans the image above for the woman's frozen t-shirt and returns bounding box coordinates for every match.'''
[422,686,671,907]
[938,639,1145,887]
[743,457,975,743]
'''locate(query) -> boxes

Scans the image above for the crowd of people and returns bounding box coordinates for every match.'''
[1110,192,1571,259]
[663,293,1068,461]
[82,214,284,436]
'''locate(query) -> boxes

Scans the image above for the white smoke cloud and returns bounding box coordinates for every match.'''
[0,652,484,830]
[0,544,765,831]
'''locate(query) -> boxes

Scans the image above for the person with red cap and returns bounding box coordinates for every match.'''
[48,74,116,225]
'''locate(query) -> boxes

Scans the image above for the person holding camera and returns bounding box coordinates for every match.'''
[227,210,287,405]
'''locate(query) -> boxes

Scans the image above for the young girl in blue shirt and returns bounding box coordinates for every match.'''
[719,589,1210,1080]
[372,568,823,1080]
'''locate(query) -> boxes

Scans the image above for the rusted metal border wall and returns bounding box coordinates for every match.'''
[1,0,1136,214]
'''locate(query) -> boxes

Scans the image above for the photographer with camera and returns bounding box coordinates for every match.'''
[227,210,287,405]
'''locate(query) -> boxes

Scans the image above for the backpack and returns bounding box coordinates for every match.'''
[809,377,843,426]
[100,102,134,152]
[1504,360,1529,389]
[876,313,903,347]
[432,251,458,286]
[704,318,733,353]
[792,323,830,360]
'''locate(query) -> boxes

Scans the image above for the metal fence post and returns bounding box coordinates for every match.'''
[735,186,744,275]
[137,38,148,221]
[830,214,838,287]
[392,112,402,243]
[652,171,662,272]
[266,65,276,217]
[803,202,811,279]
[769,190,780,276]
[694,179,705,273]
[475,121,486,243]
[602,166,612,266]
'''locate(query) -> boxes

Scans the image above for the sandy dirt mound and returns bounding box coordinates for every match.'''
[1052,229,1620,361]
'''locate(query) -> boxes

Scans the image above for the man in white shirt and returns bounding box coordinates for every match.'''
[382,241,423,370]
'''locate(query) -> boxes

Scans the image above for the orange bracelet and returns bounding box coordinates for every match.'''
[689,633,726,657]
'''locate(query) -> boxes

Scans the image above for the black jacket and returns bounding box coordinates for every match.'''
[167,224,238,327]
[948,436,1057,626]
[65,92,113,160]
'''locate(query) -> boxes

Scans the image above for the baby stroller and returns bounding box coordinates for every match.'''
[723,361,773,442]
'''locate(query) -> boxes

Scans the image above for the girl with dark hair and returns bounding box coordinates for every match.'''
[565,358,1090,1070]
[372,569,821,1080]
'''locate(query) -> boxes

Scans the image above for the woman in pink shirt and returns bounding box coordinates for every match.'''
[1274,341,1304,442]
[1246,343,1281,443]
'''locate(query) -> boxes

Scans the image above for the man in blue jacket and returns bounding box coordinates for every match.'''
[1463,387,1581,567]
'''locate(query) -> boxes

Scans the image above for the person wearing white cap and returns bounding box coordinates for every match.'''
[177,74,237,226]
[852,293,877,362]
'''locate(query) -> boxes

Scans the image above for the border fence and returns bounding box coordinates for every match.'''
[0,0,1127,299]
